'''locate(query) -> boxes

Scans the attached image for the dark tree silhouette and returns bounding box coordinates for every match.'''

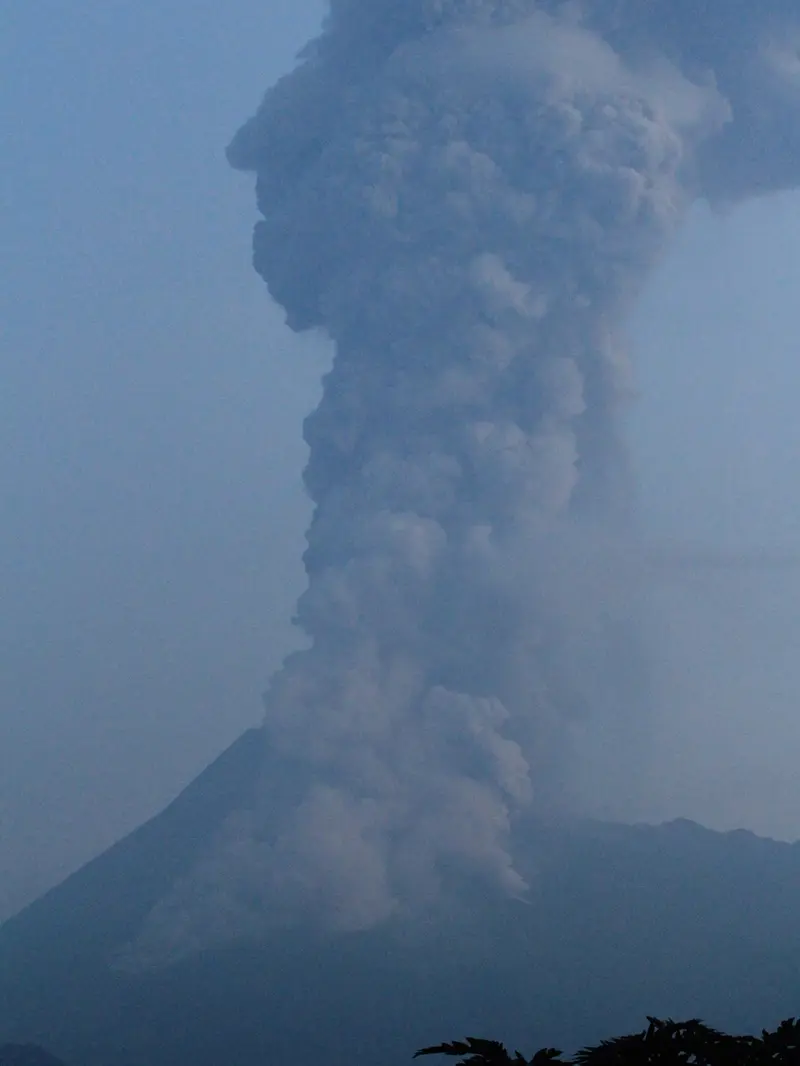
[416,1039,564,1066]
[415,1016,800,1065]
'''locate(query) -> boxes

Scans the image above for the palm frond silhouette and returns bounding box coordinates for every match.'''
[414,1036,564,1065]
[415,1016,800,1065]
[575,1018,744,1065]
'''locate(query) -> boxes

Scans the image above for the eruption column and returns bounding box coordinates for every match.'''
[220,3,727,928]
[125,0,800,959]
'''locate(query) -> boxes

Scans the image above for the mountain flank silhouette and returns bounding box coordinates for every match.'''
[2,731,799,1066]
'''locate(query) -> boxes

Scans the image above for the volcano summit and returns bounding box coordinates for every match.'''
[3,2,800,1062]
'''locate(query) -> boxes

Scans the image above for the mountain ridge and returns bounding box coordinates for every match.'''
[2,732,799,1066]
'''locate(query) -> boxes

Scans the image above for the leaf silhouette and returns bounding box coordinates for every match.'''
[416,1016,800,1065]
[415,1037,516,1064]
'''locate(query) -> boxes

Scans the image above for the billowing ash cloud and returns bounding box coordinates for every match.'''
[123,0,800,964]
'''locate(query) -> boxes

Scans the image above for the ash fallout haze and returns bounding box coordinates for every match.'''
[118,0,800,966]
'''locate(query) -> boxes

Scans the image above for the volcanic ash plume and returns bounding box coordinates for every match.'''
[123,0,800,961]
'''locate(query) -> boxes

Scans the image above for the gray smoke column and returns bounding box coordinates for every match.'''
[123,0,800,962]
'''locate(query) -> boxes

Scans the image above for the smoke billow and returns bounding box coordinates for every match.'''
[124,0,800,963]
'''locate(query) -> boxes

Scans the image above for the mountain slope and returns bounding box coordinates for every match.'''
[1,734,799,1066]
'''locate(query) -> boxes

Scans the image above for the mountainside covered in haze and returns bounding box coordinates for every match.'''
[1,730,799,1066]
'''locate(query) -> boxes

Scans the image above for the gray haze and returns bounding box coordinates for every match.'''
[120,0,800,964]
[2,1,800,930]
[0,0,325,922]
[627,193,800,839]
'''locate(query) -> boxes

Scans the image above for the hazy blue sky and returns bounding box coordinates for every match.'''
[2,0,800,919]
